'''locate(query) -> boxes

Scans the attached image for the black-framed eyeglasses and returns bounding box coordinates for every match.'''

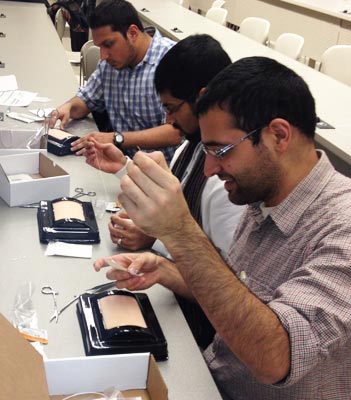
[165,100,186,115]
[201,127,262,160]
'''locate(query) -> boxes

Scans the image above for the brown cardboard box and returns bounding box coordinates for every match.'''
[0,314,168,400]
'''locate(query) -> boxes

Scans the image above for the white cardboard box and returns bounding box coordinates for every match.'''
[0,128,46,154]
[0,314,168,400]
[0,152,69,207]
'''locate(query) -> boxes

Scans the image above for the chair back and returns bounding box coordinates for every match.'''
[240,17,270,44]
[80,40,100,84]
[275,33,304,60]
[320,45,351,86]
[212,0,226,8]
[205,7,228,25]
[54,8,66,41]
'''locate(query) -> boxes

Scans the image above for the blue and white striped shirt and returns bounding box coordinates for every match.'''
[77,27,176,163]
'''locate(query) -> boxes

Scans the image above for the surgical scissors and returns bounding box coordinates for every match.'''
[73,187,96,199]
[41,285,59,324]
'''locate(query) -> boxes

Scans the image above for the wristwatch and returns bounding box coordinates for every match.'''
[113,131,124,148]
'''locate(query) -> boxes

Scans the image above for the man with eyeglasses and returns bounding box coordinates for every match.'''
[84,34,244,349]
[95,56,351,399]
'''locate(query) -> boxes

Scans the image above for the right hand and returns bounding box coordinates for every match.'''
[83,138,127,173]
[49,103,71,129]
[94,252,162,291]
[109,210,156,250]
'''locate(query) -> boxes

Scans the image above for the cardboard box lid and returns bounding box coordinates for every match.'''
[0,314,50,400]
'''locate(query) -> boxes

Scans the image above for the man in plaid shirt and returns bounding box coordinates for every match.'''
[99,56,351,399]
[53,0,180,164]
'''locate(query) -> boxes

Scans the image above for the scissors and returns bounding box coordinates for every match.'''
[41,285,59,324]
[73,187,96,199]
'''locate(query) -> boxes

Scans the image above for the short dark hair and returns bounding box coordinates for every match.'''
[155,34,231,103]
[89,0,144,37]
[197,56,317,141]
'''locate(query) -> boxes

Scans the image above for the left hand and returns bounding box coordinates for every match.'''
[94,252,161,291]
[118,151,193,240]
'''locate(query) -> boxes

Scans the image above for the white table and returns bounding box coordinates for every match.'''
[0,2,223,399]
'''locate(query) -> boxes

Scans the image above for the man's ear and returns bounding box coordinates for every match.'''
[266,118,292,153]
[198,87,206,98]
[126,24,139,41]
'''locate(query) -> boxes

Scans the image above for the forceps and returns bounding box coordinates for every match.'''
[37,109,59,137]
[41,285,59,324]
[73,187,96,199]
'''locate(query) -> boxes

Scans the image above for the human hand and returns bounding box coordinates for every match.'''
[94,252,162,291]
[71,131,114,155]
[118,151,193,241]
[109,210,156,251]
[83,138,127,173]
[49,103,71,129]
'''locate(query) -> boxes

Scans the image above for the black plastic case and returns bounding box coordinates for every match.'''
[47,133,80,156]
[37,197,100,244]
[77,290,168,361]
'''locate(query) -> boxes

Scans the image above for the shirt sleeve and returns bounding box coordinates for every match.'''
[201,176,246,258]
[268,222,351,387]
[77,61,106,112]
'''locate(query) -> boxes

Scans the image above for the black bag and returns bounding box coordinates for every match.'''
[47,0,95,50]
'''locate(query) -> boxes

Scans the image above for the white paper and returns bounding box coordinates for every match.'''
[33,96,51,103]
[0,90,38,106]
[0,75,18,91]
[6,111,43,123]
[45,241,92,259]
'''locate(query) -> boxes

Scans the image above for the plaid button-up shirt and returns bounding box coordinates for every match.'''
[204,151,351,400]
[77,27,176,163]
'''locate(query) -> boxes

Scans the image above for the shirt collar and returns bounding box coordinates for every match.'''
[249,150,335,235]
[138,26,162,67]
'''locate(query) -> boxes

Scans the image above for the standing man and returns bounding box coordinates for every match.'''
[53,0,180,163]
[96,57,351,399]
[85,34,244,348]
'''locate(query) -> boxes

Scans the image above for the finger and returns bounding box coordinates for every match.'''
[111,213,134,230]
[93,257,110,271]
[118,176,151,223]
[128,153,177,193]
[143,151,169,170]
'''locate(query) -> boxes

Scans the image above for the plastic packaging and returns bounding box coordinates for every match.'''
[12,282,48,344]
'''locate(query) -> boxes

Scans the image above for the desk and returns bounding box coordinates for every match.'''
[189,0,351,63]
[133,0,351,175]
[0,2,223,399]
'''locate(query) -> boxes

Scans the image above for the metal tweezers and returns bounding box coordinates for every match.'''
[49,282,116,323]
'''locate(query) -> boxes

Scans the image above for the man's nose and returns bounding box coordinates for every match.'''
[204,153,221,177]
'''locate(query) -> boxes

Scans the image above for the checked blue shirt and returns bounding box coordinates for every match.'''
[77,27,176,163]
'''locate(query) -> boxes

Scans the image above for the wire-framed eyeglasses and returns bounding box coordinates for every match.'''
[165,100,186,115]
[201,127,262,160]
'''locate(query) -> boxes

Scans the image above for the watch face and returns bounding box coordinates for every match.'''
[114,132,124,147]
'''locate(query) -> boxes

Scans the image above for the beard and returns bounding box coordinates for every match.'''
[172,124,201,144]
[221,146,282,206]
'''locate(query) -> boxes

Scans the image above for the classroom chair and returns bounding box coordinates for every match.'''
[320,45,351,86]
[239,17,270,45]
[274,32,305,60]
[205,7,228,25]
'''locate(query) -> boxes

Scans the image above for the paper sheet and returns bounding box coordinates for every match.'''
[0,90,38,106]
[45,241,92,258]
[0,75,18,91]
